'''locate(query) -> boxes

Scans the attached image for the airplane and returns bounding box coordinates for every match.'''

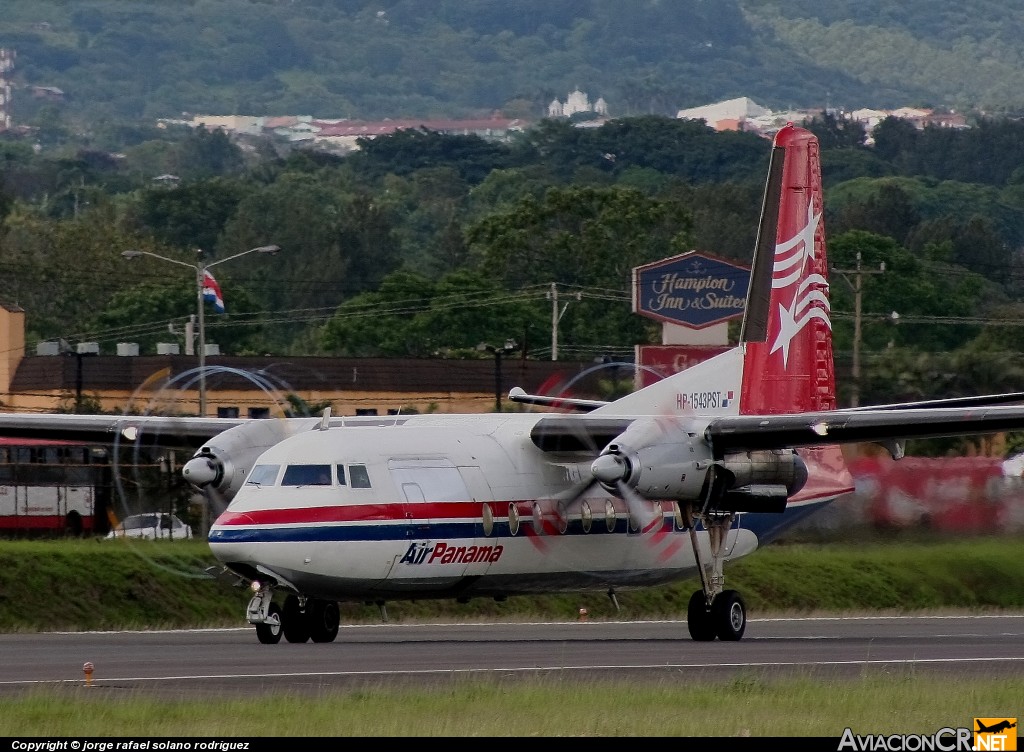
[4,123,1024,645]
[977,721,1017,734]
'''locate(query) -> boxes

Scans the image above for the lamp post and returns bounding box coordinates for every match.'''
[121,244,280,416]
[477,339,518,412]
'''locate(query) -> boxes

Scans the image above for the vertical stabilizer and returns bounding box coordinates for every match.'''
[739,125,835,416]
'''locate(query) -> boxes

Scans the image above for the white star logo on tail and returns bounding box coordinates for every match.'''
[769,201,830,367]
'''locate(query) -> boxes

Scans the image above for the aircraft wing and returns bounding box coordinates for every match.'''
[0,413,247,449]
[706,404,1024,454]
[510,387,1024,415]
[841,392,1024,412]
[530,399,1024,458]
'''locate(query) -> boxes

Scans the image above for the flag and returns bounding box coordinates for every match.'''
[202,270,225,313]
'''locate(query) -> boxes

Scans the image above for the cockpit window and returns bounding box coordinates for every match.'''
[247,464,280,486]
[282,464,333,486]
[336,465,347,486]
[349,464,371,488]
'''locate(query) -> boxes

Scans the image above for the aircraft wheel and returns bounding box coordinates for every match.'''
[686,590,716,641]
[282,594,311,643]
[711,589,746,642]
[255,602,282,644]
[308,600,341,643]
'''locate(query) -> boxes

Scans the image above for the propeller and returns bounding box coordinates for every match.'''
[112,363,304,546]
[529,406,696,564]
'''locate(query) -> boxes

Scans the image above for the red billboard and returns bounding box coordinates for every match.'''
[635,344,732,388]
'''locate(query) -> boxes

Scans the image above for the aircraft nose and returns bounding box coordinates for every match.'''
[183,455,218,487]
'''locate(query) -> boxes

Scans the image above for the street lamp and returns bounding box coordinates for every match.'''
[121,244,281,416]
[477,339,518,412]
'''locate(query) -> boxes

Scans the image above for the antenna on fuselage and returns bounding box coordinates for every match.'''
[318,406,331,431]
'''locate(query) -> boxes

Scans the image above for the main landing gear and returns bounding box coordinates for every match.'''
[247,586,340,644]
[684,509,747,642]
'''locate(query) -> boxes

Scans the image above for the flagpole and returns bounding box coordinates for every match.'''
[196,254,208,417]
[121,244,281,416]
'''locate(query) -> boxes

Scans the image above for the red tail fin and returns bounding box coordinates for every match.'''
[740,125,836,415]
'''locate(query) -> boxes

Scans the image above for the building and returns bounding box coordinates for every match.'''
[547,89,609,119]
[0,305,606,418]
[676,97,771,131]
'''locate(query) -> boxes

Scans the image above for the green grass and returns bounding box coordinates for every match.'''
[1,534,1023,632]
[6,673,1021,736]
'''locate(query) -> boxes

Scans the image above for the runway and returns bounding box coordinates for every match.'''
[2,614,1023,696]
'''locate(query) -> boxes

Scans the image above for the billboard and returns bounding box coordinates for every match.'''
[633,251,750,329]
[635,344,732,388]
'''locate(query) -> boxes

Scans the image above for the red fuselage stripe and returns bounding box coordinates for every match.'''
[214,500,479,526]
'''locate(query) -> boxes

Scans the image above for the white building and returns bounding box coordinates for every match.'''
[548,89,608,118]
[676,97,771,130]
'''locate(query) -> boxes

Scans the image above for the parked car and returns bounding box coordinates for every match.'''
[107,513,193,540]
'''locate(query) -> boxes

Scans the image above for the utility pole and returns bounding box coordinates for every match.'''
[833,251,885,407]
[547,282,580,361]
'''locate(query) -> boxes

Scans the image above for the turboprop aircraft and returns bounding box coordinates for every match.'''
[3,124,1024,645]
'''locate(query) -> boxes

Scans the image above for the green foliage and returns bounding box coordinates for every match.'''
[87,276,268,356]
[745,2,1024,112]
[828,229,995,357]
[5,109,1024,401]
[10,0,1024,126]
[136,178,246,252]
[348,128,517,184]
[320,268,544,357]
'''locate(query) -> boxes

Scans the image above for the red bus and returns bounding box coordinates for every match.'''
[0,438,113,536]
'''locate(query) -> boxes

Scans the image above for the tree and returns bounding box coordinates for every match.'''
[871,116,919,166]
[805,111,868,150]
[134,178,246,252]
[319,268,547,357]
[174,127,246,180]
[89,278,267,356]
[828,230,996,363]
[467,185,689,352]
[347,128,516,184]
[831,182,921,244]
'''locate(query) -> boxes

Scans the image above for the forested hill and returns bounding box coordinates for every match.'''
[3,1,1024,125]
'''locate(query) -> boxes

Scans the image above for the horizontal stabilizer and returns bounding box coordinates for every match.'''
[507,386,609,412]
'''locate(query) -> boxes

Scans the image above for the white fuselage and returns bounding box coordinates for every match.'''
[207,414,826,602]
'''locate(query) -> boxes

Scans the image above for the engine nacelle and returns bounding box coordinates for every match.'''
[713,450,808,513]
[182,417,319,504]
[592,416,716,501]
[591,426,808,512]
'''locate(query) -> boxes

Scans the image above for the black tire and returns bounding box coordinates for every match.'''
[282,594,311,643]
[255,602,282,644]
[711,589,746,642]
[687,590,716,641]
[308,600,341,643]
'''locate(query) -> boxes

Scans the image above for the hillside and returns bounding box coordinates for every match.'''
[2,1,1024,126]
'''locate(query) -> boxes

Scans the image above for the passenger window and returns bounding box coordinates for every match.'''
[282,464,332,486]
[349,464,371,488]
[336,465,347,486]
[247,465,280,486]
